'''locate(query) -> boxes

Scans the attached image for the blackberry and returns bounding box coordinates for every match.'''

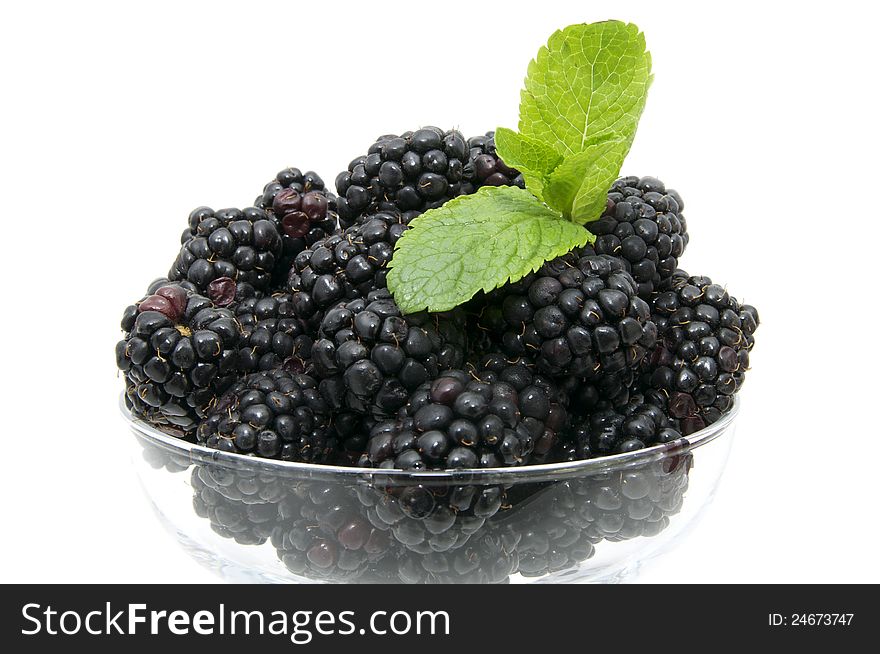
[191,464,286,546]
[480,253,657,379]
[232,291,313,374]
[585,176,688,295]
[135,430,193,473]
[117,281,242,434]
[313,290,467,418]
[286,211,410,319]
[476,353,572,458]
[502,454,692,576]
[496,483,596,577]
[169,206,283,294]
[645,272,759,434]
[334,128,523,224]
[354,480,508,555]
[567,369,638,416]
[557,395,683,459]
[360,363,565,470]
[271,480,398,583]
[196,369,338,462]
[395,524,519,584]
[254,168,341,280]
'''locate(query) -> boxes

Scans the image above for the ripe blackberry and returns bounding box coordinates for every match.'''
[286,211,410,319]
[136,430,193,473]
[334,128,523,224]
[313,290,467,418]
[497,483,596,577]
[566,369,638,417]
[476,353,572,458]
[117,282,242,434]
[557,395,683,459]
[354,480,507,555]
[502,454,692,576]
[191,464,286,546]
[395,525,519,584]
[480,253,657,379]
[271,480,398,583]
[360,363,565,470]
[231,291,313,374]
[195,369,338,462]
[169,206,283,294]
[254,168,341,279]
[645,272,759,434]
[584,176,688,295]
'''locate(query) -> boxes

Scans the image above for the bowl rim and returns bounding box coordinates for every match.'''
[122,394,738,483]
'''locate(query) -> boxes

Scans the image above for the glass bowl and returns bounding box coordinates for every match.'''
[124,396,738,584]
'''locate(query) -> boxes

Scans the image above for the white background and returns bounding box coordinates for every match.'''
[1,0,878,584]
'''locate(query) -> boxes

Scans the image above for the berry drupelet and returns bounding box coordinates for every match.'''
[584,176,688,295]
[313,289,468,418]
[645,271,759,434]
[334,127,524,224]
[480,253,657,379]
[196,369,337,462]
[117,282,242,434]
[360,363,565,470]
[169,206,283,294]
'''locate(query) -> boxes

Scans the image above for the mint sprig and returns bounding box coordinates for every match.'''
[387,20,652,314]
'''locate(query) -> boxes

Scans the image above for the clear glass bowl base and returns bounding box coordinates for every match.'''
[126,396,737,584]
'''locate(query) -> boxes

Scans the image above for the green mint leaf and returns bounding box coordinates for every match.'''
[494,127,563,199]
[494,128,562,175]
[541,135,630,223]
[518,21,652,157]
[387,186,591,313]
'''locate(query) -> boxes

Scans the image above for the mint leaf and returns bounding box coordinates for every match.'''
[518,21,652,156]
[494,128,562,175]
[494,128,563,201]
[541,135,630,223]
[387,186,591,313]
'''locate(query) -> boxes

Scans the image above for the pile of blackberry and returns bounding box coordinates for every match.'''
[180,453,692,583]
[118,141,759,473]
